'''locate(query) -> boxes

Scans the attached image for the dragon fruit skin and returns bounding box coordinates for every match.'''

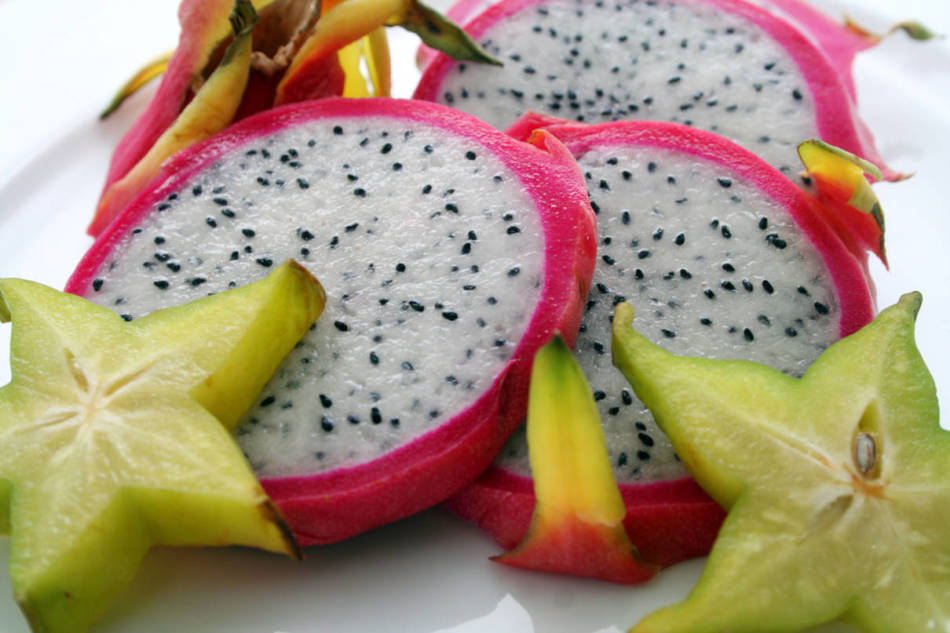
[413,0,901,181]
[448,117,875,570]
[67,97,597,545]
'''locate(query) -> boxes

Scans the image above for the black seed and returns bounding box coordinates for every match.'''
[154,252,170,262]
[797,286,810,296]
[759,217,769,230]
[260,395,276,407]
[445,203,459,213]
[637,450,651,461]
[465,150,477,160]
[371,407,382,424]
[402,361,414,371]
[354,188,366,197]
[792,88,803,100]
[762,280,775,294]
[634,269,645,280]
[189,277,206,287]
[652,228,664,240]
[420,183,431,194]
[593,390,607,401]
[507,226,521,235]
[717,177,733,188]
[721,280,736,292]
[153,280,170,290]
[442,311,459,321]
[206,217,217,228]
[345,222,359,232]
[299,229,314,241]
[121,314,133,322]
[221,209,236,218]
[167,262,181,272]
[256,257,273,267]
[742,279,754,292]
[721,225,732,238]
[297,178,309,189]
[602,254,615,265]
[744,328,755,341]
[621,389,633,405]
[704,288,716,299]
[213,197,228,206]
[785,327,798,337]
[647,162,657,173]
[700,317,712,326]
[680,269,692,279]
[92,278,104,292]
[592,341,606,354]
[347,415,360,425]
[722,262,735,273]
[320,394,332,408]
[638,432,655,447]
[759,315,771,326]
[381,143,393,154]
[370,351,379,365]
[661,329,676,338]
[622,211,631,225]
[230,251,240,261]
[242,228,256,238]
[192,185,203,196]
[396,263,406,272]
[815,302,830,315]
[320,416,334,432]
[334,321,349,332]
[408,301,424,312]
[674,233,685,245]
[461,243,472,255]
[508,267,521,276]
[608,406,620,415]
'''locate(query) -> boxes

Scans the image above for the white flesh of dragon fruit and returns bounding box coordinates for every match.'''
[85,116,547,477]
[421,0,821,177]
[498,142,840,483]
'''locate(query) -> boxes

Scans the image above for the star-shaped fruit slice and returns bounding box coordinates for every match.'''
[494,335,656,584]
[612,293,948,633]
[0,260,325,633]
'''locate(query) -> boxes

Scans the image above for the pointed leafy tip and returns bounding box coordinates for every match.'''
[897,290,923,319]
[493,333,655,584]
[224,0,260,64]
[99,51,173,120]
[845,15,940,42]
[388,0,503,66]
[798,139,887,267]
[890,20,940,41]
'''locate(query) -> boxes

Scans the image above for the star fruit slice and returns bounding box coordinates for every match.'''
[494,335,656,584]
[612,293,949,633]
[0,260,325,633]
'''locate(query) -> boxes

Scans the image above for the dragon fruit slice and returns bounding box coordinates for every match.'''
[67,97,597,545]
[413,0,899,182]
[446,118,875,571]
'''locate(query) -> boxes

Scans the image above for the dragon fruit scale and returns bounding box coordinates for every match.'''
[447,117,876,572]
[66,97,597,545]
[414,0,900,182]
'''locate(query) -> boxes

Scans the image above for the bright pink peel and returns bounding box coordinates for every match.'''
[69,98,597,545]
[448,116,875,574]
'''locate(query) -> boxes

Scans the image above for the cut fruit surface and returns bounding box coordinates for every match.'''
[0,261,324,633]
[614,293,950,633]
[68,97,597,545]
[414,0,899,181]
[446,118,874,572]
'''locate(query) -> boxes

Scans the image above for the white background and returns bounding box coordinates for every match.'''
[0,1,948,631]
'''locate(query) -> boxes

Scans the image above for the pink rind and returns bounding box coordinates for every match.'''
[413,0,900,181]
[448,117,875,570]
[68,97,598,545]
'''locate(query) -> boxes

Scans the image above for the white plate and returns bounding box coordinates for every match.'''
[0,1,948,631]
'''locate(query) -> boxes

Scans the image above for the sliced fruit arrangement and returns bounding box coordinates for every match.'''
[414,0,905,189]
[0,261,325,633]
[445,117,875,572]
[67,97,597,547]
[92,0,498,236]
[614,293,949,633]
[494,335,656,584]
